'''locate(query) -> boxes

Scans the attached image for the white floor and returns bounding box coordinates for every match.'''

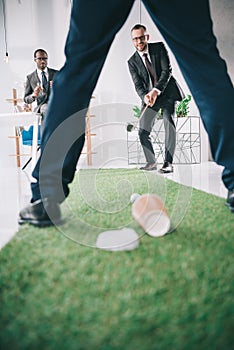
[0,161,227,249]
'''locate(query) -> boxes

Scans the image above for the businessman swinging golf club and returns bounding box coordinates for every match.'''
[128,24,184,172]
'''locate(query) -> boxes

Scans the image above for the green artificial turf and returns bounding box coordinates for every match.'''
[0,169,234,350]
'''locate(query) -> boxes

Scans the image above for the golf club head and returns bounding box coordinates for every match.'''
[127,123,134,132]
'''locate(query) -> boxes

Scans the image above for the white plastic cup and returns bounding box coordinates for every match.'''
[132,193,170,237]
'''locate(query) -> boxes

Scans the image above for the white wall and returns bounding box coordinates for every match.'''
[0,0,233,167]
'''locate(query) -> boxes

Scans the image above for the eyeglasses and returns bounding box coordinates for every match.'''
[35,57,48,61]
[132,35,147,42]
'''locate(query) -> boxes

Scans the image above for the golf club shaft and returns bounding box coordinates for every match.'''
[127,102,149,132]
[138,102,149,121]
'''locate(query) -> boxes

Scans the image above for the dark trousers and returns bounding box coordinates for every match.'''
[139,101,176,164]
[31,0,234,203]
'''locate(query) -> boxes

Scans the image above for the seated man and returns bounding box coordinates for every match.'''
[24,49,58,121]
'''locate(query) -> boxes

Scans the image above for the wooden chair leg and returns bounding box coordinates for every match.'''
[15,128,21,167]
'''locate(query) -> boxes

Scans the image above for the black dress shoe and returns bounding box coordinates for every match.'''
[226,190,234,213]
[159,161,173,174]
[18,198,63,227]
[140,162,157,171]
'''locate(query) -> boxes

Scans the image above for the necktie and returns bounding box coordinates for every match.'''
[143,53,157,86]
[41,71,48,91]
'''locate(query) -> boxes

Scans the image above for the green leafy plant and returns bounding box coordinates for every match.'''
[132,106,163,119]
[133,105,141,118]
[176,94,192,117]
[156,108,163,119]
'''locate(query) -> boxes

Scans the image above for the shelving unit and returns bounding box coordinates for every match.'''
[7,90,97,167]
[127,116,201,165]
[174,115,201,164]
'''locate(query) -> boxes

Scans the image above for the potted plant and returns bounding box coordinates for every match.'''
[176,94,192,117]
[133,105,141,119]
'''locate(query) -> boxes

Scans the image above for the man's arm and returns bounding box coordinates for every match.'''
[128,59,148,102]
[24,75,42,104]
[128,58,159,107]
[24,74,43,105]
[142,42,173,107]
[24,75,35,104]
[153,42,172,93]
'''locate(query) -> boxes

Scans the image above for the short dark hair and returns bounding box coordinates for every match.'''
[131,24,146,33]
[34,49,48,58]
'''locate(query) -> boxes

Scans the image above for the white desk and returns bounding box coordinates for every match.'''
[0,112,40,171]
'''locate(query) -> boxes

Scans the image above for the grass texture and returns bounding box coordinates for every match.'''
[0,168,234,350]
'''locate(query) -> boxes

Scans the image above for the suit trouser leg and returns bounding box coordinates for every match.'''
[162,103,176,164]
[144,0,234,190]
[31,0,135,202]
[139,108,156,164]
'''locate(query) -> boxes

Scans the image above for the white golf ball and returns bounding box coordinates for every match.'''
[130,193,140,203]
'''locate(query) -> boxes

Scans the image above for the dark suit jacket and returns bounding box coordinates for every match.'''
[24,67,58,112]
[128,42,184,111]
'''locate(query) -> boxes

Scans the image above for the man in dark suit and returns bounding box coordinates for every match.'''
[24,49,58,120]
[18,0,234,227]
[128,24,184,173]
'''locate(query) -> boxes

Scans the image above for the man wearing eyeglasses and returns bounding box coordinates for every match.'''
[24,49,58,120]
[128,24,184,173]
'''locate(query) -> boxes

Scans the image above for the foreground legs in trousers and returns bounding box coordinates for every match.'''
[144,0,234,189]
[19,0,136,226]
[30,0,135,203]
[143,0,234,210]
[139,108,157,168]
[160,103,176,173]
